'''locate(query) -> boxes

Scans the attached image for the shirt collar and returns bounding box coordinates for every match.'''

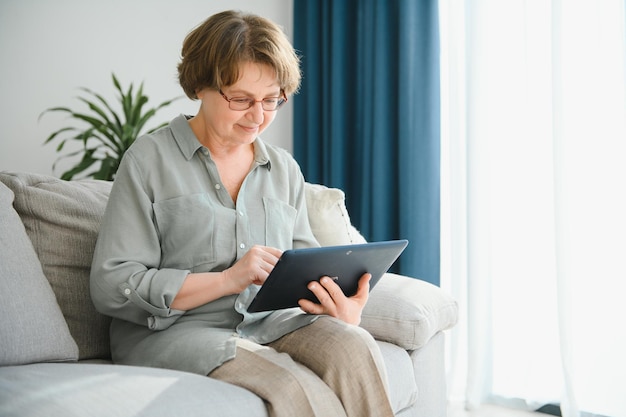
[252,138,272,171]
[171,114,271,171]
[171,114,203,161]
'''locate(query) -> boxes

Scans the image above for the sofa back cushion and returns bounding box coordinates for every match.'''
[0,181,79,365]
[0,172,113,360]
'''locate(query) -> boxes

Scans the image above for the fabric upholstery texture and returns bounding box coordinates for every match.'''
[0,182,79,365]
[409,331,447,416]
[0,363,268,417]
[0,172,113,360]
[378,341,418,414]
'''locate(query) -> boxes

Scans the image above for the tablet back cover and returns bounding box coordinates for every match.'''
[247,240,408,312]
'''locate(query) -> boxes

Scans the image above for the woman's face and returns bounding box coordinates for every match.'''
[195,62,281,148]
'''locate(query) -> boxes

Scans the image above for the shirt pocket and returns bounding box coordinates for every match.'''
[263,197,297,250]
[153,193,217,269]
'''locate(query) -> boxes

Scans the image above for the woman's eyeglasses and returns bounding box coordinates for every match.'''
[219,90,287,111]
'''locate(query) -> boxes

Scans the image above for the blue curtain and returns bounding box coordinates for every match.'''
[293,0,441,285]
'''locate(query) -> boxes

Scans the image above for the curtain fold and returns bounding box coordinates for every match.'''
[293,0,441,284]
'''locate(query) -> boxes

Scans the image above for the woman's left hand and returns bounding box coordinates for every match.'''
[298,273,371,325]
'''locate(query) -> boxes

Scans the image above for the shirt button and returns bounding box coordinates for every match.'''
[215,184,221,190]
[202,148,209,156]
[124,288,131,296]
[239,243,246,249]
[238,210,244,217]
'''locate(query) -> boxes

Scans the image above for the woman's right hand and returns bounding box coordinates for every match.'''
[222,245,283,295]
[171,245,282,311]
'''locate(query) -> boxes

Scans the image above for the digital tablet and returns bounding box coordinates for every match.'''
[246,239,408,313]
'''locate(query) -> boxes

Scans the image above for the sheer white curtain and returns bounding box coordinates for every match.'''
[440,1,626,416]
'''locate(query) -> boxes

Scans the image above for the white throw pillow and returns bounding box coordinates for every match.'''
[304,183,367,246]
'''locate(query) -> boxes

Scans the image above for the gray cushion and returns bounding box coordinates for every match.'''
[0,363,268,417]
[0,172,113,360]
[0,182,79,365]
[362,273,459,350]
[377,341,418,414]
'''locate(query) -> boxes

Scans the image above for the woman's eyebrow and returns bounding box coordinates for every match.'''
[227,88,282,97]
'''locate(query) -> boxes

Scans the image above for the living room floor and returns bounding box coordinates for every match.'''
[449,402,544,416]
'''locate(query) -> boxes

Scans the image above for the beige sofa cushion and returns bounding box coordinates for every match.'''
[0,172,113,360]
[0,181,79,365]
[363,273,458,350]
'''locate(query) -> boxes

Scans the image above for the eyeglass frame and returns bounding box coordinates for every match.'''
[218,89,288,111]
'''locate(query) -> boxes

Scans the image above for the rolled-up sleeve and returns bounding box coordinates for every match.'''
[90,151,188,330]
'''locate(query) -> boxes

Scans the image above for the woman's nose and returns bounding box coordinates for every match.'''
[247,102,265,123]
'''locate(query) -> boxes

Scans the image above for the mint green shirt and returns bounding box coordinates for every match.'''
[90,115,319,375]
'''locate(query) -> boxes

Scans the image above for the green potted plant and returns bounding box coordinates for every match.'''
[41,73,180,180]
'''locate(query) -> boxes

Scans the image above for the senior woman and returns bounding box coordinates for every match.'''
[90,10,393,417]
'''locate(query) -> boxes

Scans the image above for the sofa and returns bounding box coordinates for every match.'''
[0,171,458,417]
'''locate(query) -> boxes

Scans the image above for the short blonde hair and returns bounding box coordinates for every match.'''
[178,10,301,99]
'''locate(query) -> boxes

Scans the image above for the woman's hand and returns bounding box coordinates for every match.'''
[298,273,371,325]
[222,245,283,295]
[171,245,282,311]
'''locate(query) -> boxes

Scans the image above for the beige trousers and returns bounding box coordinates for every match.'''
[209,317,394,417]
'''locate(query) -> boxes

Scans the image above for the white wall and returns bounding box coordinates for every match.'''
[0,0,294,176]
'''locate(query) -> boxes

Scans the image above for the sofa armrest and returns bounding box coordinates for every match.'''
[361,273,458,350]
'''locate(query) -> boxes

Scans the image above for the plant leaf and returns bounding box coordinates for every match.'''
[43,126,77,144]
[112,73,123,96]
[38,106,73,122]
[77,96,123,138]
[130,91,149,128]
[59,148,98,180]
[65,112,121,149]
[122,80,134,123]
[42,72,178,180]
[85,88,124,134]
[134,96,182,137]
[93,156,119,181]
